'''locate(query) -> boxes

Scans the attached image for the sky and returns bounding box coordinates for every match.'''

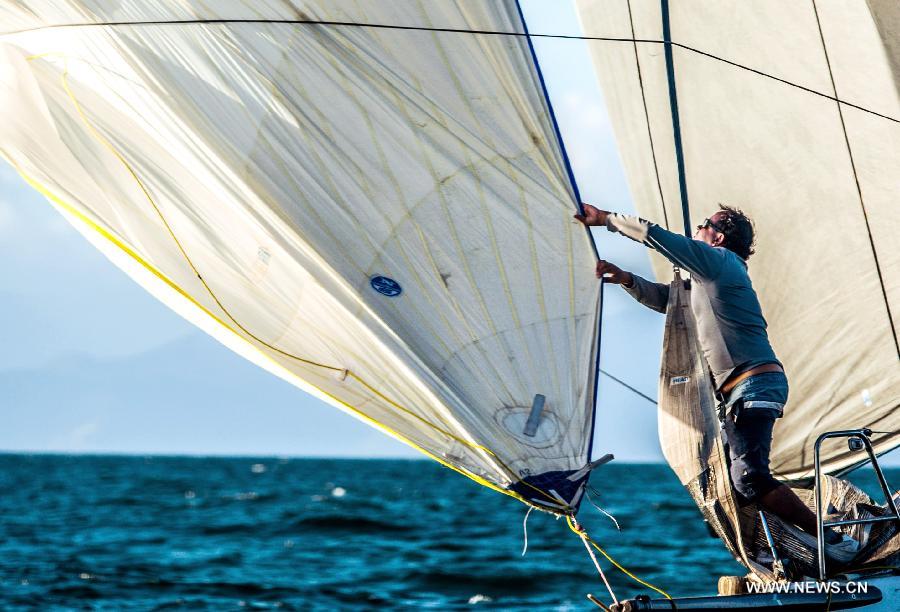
[1,1,894,467]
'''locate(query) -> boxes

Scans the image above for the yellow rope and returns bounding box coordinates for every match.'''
[567,516,672,600]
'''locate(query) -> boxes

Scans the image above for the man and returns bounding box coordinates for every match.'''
[575,204,858,561]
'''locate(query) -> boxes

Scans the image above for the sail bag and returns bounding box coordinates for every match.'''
[660,274,900,579]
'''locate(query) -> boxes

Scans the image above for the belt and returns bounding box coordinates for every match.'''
[721,363,784,394]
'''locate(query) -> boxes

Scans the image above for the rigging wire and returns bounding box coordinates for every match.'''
[660,0,692,237]
[14,11,892,522]
[11,14,898,362]
[3,18,898,126]
[600,369,657,405]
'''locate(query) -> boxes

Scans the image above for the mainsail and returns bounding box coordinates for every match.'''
[577,0,900,480]
[0,1,602,513]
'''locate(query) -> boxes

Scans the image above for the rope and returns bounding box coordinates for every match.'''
[567,516,672,600]
[587,593,614,611]
[587,486,621,531]
[521,505,534,556]
[571,518,619,606]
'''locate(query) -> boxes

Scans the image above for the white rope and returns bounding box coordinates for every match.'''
[521,505,534,556]
[587,487,621,531]
[574,519,619,606]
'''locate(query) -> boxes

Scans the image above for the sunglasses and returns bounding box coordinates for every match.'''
[697,218,726,233]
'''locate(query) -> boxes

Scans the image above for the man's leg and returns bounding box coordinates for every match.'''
[759,484,842,543]
[726,412,842,544]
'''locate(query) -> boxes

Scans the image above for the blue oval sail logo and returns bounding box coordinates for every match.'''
[370,275,402,297]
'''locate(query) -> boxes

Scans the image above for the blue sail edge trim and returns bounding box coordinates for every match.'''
[512,0,597,254]
[512,1,603,473]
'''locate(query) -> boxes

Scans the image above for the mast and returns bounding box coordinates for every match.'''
[660,0,692,237]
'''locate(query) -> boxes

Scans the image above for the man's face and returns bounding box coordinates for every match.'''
[693,211,727,247]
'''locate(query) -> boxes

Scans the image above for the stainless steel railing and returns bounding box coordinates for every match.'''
[814,428,900,581]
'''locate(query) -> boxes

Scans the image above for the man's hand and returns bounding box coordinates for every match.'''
[595,259,634,287]
[574,203,610,227]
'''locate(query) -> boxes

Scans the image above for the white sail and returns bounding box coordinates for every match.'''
[0,1,601,512]
[577,0,900,479]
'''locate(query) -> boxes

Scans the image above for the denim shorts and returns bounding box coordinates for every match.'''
[720,371,788,502]
[724,371,789,419]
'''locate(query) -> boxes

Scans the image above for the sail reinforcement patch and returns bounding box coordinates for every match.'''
[523,394,546,437]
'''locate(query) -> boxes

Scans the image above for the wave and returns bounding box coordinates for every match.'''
[285,515,411,534]
[398,569,578,593]
[149,579,303,599]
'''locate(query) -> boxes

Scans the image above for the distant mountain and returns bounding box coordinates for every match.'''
[0,331,414,458]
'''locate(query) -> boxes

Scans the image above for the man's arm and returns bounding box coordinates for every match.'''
[596,260,669,314]
[576,204,725,281]
[623,273,669,314]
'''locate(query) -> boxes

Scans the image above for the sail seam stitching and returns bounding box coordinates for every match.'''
[810,0,899,359]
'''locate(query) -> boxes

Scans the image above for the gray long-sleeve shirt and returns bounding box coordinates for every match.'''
[605,214,781,390]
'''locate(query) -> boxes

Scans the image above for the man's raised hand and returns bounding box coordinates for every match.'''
[574,203,609,227]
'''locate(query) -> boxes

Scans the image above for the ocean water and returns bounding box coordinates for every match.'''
[1,456,896,610]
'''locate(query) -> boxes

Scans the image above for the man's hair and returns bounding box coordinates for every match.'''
[716,204,756,260]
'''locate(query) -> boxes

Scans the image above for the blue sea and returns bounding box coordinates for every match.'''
[1,456,896,610]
